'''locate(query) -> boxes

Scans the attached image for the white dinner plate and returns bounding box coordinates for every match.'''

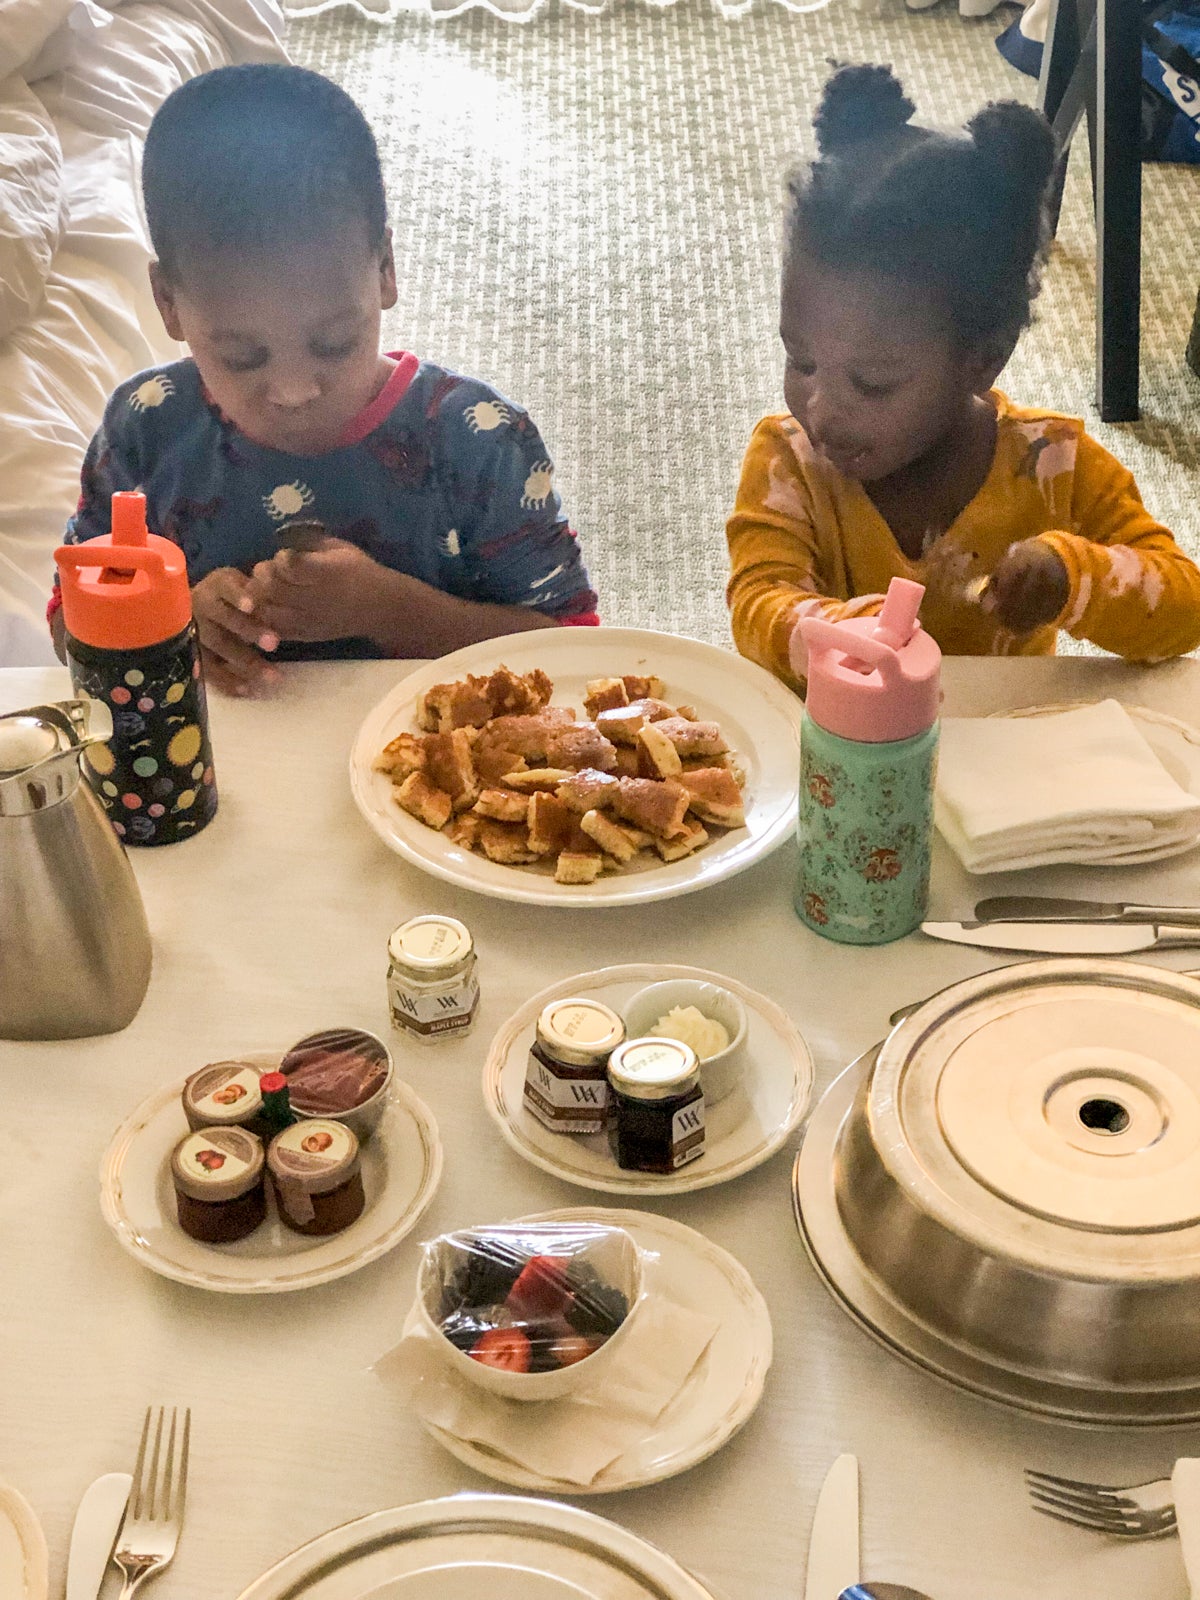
[235,1492,720,1599]
[483,963,814,1195]
[413,1206,772,1494]
[98,1055,442,1294]
[0,1481,47,1600]
[348,627,803,906]
[992,702,1200,864]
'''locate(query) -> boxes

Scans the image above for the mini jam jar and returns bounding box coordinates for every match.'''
[608,1037,706,1174]
[181,1061,265,1136]
[523,997,626,1134]
[170,1126,267,1243]
[388,915,479,1042]
[267,1119,365,1237]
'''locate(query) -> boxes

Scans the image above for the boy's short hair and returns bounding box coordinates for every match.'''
[788,64,1057,357]
[143,64,388,284]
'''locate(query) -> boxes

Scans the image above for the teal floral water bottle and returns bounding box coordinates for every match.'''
[793,578,941,944]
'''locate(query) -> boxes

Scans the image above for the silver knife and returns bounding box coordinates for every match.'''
[923,920,1200,954]
[65,1472,131,1600]
[977,896,1200,926]
[806,1453,859,1600]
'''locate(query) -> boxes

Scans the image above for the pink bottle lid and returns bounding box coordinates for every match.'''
[799,578,941,743]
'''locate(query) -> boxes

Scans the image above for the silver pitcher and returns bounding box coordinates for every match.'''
[0,699,151,1039]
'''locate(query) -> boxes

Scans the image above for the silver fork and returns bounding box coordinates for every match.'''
[112,1407,191,1598]
[1024,1468,1176,1539]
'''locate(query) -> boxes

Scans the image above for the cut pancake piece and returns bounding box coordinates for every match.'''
[422,729,479,812]
[486,665,554,719]
[527,792,588,856]
[473,788,531,823]
[546,722,619,773]
[446,812,481,851]
[654,819,709,861]
[636,722,684,779]
[681,766,746,828]
[622,675,666,701]
[375,730,426,779]
[557,767,619,814]
[478,819,540,864]
[594,698,675,746]
[583,677,630,718]
[418,672,494,732]
[580,808,643,864]
[501,767,575,793]
[394,772,453,831]
[612,777,690,839]
[653,717,728,759]
[555,850,605,884]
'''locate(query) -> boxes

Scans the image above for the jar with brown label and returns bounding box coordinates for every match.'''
[181,1061,265,1135]
[267,1118,365,1236]
[170,1126,266,1243]
[523,997,626,1134]
[388,915,479,1042]
[608,1037,705,1173]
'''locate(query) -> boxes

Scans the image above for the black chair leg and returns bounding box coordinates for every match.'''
[1094,0,1142,421]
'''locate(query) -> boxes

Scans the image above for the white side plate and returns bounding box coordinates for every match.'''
[99,1056,442,1294]
[415,1206,773,1494]
[348,627,803,906]
[0,1481,47,1600]
[483,963,813,1195]
[235,1492,719,1599]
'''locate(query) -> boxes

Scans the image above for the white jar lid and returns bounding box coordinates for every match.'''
[389,915,473,971]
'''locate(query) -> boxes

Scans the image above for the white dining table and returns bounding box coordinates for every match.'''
[4,650,1200,1600]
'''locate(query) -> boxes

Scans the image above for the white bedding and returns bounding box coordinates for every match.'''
[0,0,286,665]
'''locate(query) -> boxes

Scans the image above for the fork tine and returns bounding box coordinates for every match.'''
[160,1409,176,1522]
[146,1408,165,1520]
[1030,1503,1170,1540]
[129,1407,153,1521]
[1027,1483,1144,1513]
[1025,1469,1140,1498]
[167,1409,190,1522]
[1028,1491,1146,1527]
[176,1409,190,1520]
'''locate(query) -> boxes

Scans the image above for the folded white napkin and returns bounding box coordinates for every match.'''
[936,700,1200,873]
[375,1296,718,1487]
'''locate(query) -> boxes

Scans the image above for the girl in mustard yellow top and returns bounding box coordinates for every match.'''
[726,65,1200,693]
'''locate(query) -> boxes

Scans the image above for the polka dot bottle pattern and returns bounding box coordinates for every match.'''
[67,623,217,844]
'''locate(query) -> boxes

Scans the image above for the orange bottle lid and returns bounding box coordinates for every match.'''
[55,492,193,650]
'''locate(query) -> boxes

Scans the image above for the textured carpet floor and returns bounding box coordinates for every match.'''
[288,0,1200,651]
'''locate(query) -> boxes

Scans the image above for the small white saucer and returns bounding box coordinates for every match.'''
[0,1480,47,1600]
[482,963,814,1195]
[409,1205,772,1494]
[99,1056,442,1294]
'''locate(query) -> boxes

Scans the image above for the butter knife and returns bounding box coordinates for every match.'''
[65,1473,131,1600]
[977,896,1200,926]
[805,1454,859,1600]
[923,920,1200,954]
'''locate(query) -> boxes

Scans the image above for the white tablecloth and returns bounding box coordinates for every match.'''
[4,655,1200,1600]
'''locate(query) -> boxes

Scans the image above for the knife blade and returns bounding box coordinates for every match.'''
[805,1453,859,1600]
[976,896,1200,927]
[65,1473,131,1600]
[922,920,1200,954]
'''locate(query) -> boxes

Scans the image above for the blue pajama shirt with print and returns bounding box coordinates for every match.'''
[55,354,599,657]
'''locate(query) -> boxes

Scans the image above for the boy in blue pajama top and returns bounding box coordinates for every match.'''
[51,65,597,694]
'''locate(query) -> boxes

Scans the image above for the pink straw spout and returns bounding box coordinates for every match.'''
[872,577,925,651]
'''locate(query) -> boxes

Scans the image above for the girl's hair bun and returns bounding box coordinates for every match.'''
[814,64,916,155]
[967,101,1056,196]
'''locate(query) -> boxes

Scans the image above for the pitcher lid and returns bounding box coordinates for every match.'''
[0,701,112,816]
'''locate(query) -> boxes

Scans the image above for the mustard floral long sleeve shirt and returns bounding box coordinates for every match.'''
[726,392,1200,694]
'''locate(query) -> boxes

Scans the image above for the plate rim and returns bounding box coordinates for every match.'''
[416,1204,773,1494]
[0,1479,48,1600]
[347,626,803,908]
[792,1054,1200,1428]
[98,1070,443,1295]
[482,962,814,1195]
[233,1491,719,1600]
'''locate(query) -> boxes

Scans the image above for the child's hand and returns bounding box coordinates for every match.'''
[246,538,381,643]
[984,542,1070,635]
[191,567,282,697]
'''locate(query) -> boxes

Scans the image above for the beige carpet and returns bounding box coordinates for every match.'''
[288,0,1200,652]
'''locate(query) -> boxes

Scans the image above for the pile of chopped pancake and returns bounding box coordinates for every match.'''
[375,666,748,884]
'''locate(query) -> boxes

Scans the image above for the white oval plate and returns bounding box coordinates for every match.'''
[99,1055,443,1294]
[993,702,1200,863]
[415,1206,772,1494]
[483,964,813,1195]
[235,1492,719,1599]
[348,627,803,907]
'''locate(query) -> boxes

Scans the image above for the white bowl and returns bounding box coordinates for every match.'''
[622,980,748,1106]
[417,1223,644,1402]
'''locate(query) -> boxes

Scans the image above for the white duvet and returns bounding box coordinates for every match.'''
[0,0,286,665]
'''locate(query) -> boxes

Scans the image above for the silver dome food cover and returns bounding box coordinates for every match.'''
[796,960,1200,1425]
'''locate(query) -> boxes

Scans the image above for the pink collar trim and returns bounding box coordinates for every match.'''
[337,352,420,446]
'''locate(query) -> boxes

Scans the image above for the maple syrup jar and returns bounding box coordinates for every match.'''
[608,1037,705,1174]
